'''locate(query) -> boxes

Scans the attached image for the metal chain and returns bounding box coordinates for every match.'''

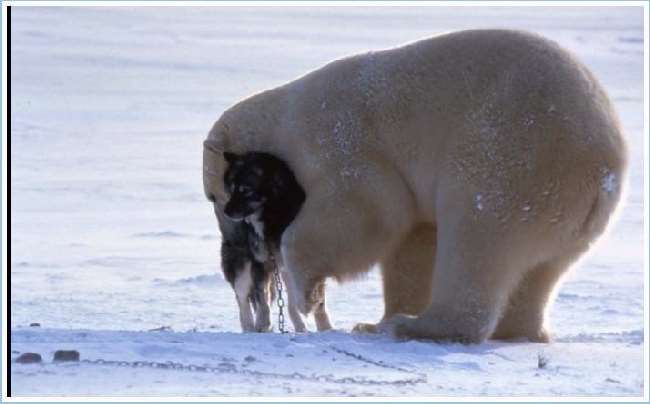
[327,345,423,376]
[273,267,287,334]
[73,357,424,386]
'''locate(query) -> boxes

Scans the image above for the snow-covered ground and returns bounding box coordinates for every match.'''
[8,6,646,397]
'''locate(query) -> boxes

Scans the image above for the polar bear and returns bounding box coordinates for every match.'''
[203,29,626,342]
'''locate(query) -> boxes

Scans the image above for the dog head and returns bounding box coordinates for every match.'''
[223,152,265,220]
[222,151,302,221]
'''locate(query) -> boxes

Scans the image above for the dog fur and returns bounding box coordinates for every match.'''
[203,30,627,342]
[215,151,332,332]
[217,206,275,332]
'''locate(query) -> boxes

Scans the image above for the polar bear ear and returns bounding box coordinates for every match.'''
[203,138,228,204]
[203,138,225,154]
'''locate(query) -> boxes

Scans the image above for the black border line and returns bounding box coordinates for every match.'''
[7,4,11,398]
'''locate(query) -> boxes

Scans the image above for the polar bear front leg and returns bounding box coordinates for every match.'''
[282,184,413,324]
[353,223,436,334]
[312,280,333,331]
[380,219,523,343]
[381,223,436,318]
[281,269,307,333]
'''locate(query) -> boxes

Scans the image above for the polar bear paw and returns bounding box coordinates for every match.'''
[352,314,419,339]
[376,314,419,339]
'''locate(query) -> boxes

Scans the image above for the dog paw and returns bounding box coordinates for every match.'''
[255,325,272,333]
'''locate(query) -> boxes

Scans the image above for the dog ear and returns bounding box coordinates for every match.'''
[273,172,286,188]
[269,172,286,198]
[224,152,239,164]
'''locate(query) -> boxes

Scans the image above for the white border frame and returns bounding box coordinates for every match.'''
[0,0,648,6]
[1,1,648,402]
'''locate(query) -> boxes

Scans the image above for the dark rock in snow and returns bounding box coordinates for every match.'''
[29,323,41,327]
[148,326,173,332]
[53,350,80,362]
[16,353,42,364]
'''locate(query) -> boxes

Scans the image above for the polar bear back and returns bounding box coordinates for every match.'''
[209,29,625,229]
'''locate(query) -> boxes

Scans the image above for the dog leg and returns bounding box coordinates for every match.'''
[236,298,256,333]
[234,262,256,332]
[254,273,273,332]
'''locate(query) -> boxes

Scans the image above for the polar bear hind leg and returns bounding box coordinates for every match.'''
[491,257,573,342]
[381,165,623,343]
[493,186,623,342]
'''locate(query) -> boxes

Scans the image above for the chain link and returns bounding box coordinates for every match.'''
[327,345,422,376]
[74,357,424,386]
[273,267,287,334]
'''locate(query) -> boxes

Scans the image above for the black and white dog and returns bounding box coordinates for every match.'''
[218,151,332,333]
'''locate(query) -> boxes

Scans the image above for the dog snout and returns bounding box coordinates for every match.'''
[224,202,246,221]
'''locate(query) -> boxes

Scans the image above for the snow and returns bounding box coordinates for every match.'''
[9,6,646,398]
[9,328,643,396]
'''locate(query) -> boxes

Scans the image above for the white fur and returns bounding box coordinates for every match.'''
[205,30,626,342]
[245,212,265,239]
[281,269,307,333]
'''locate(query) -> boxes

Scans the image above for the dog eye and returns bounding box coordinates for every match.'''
[237,185,254,195]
